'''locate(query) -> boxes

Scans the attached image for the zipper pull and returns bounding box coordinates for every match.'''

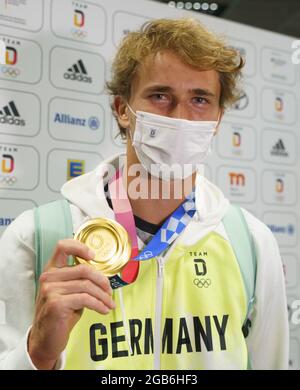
[157,256,164,278]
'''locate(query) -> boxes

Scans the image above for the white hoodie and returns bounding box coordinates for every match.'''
[0,153,289,369]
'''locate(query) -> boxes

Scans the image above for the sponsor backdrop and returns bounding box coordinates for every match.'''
[0,0,299,368]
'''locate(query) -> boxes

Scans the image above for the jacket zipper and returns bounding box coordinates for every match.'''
[154,255,164,370]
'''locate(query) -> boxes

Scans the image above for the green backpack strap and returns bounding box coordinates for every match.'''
[222,204,257,319]
[34,199,74,289]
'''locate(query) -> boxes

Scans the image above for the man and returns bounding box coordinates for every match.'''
[0,18,288,370]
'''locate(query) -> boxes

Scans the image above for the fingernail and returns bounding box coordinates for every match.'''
[111,300,116,309]
[88,249,95,259]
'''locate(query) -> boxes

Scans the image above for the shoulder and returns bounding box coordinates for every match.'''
[0,209,37,286]
[240,208,283,278]
[1,208,36,252]
[240,207,278,250]
[1,201,87,249]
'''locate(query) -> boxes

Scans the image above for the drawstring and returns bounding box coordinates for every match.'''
[118,288,134,359]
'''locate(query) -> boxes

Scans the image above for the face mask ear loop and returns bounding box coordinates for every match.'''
[126,103,137,144]
[207,111,221,155]
[214,110,222,135]
[128,127,134,144]
[126,103,137,118]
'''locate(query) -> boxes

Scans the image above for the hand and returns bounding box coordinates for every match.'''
[28,239,115,369]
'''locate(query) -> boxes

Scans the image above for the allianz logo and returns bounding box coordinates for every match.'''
[0,101,25,126]
[54,112,100,130]
[0,216,14,227]
[267,223,295,235]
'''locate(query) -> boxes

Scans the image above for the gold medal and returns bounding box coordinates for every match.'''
[74,218,131,276]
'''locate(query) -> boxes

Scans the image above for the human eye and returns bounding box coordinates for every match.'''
[149,93,169,102]
[192,96,209,106]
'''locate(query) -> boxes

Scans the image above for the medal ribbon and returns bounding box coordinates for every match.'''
[108,169,196,288]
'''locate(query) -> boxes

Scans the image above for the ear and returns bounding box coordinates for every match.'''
[114,96,130,130]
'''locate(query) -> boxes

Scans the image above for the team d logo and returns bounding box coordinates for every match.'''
[74,9,85,28]
[5,46,17,65]
[194,258,207,276]
[71,9,88,40]
[193,258,211,288]
[0,151,17,187]
[0,43,20,78]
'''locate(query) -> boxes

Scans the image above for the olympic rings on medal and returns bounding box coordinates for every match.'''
[193,278,211,288]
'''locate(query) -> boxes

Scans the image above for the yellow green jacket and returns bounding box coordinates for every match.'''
[0,154,289,369]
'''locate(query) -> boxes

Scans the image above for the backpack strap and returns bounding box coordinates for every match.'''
[222,204,257,319]
[34,199,74,290]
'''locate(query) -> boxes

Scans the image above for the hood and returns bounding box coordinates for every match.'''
[61,152,229,227]
[61,153,124,219]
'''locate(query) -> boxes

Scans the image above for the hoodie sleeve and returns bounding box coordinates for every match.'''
[0,209,68,370]
[0,199,91,370]
[242,209,289,370]
[0,209,38,369]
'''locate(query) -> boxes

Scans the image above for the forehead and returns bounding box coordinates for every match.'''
[131,50,221,95]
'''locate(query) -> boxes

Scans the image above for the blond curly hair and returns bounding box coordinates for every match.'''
[106,18,244,138]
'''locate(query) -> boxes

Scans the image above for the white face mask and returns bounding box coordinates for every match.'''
[127,105,220,181]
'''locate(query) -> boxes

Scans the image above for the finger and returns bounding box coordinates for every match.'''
[40,263,112,295]
[46,239,95,269]
[62,293,113,315]
[43,280,116,309]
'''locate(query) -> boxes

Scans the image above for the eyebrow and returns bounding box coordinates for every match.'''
[143,85,216,98]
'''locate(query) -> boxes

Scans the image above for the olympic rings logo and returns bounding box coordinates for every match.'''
[71,28,87,39]
[138,250,153,260]
[1,66,20,77]
[193,278,211,288]
[0,175,17,186]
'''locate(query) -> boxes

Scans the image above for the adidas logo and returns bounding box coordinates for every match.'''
[0,101,25,126]
[271,139,288,157]
[64,59,92,83]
